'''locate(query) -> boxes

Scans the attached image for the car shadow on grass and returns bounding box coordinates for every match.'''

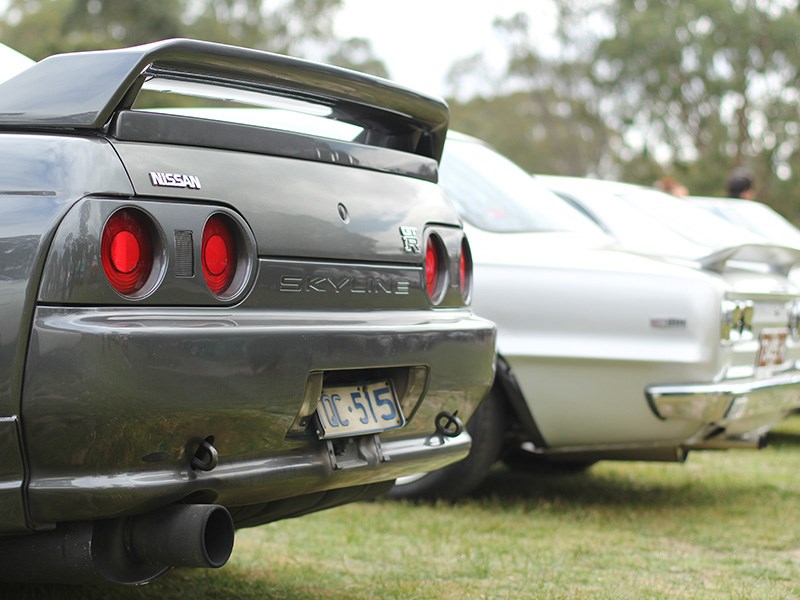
[464,462,761,511]
[465,414,800,511]
[766,424,800,448]
[0,569,321,600]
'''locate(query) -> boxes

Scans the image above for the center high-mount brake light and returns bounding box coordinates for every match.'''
[101,209,154,296]
[202,215,237,296]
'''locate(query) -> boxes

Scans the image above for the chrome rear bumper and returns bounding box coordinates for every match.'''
[646,371,800,424]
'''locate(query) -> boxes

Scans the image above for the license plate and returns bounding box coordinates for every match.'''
[756,328,788,368]
[314,381,404,439]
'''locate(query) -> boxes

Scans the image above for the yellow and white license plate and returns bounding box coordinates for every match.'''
[756,328,788,368]
[314,380,404,439]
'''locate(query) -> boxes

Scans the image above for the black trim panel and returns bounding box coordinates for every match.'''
[110,110,438,183]
[495,355,549,448]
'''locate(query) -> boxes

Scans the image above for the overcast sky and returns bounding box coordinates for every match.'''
[334,0,557,98]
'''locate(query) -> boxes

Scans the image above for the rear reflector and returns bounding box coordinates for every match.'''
[460,235,473,303]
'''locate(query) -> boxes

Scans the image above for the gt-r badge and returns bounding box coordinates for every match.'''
[149,171,202,190]
[399,226,420,254]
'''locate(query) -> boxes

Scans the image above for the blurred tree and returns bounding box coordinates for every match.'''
[449,90,616,178]
[590,0,800,215]
[325,36,388,78]
[1,0,185,58]
[0,0,387,77]
[185,0,342,55]
[444,1,800,223]
[446,12,617,178]
[445,53,495,101]
[62,0,185,48]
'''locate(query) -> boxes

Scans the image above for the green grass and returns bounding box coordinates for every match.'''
[4,416,800,599]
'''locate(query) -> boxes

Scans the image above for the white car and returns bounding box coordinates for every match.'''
[539,175,792,262]
[391,136,800,499]
[689,196,800,250]
[542,175,800,297]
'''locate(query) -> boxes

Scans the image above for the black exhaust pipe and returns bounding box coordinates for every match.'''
[0,504,235,584]
[126,504,234,569]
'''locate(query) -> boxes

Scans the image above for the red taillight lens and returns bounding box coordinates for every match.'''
[202,215,237,295]
[425,238,438,297]
[425,234,445,303]
[101,209,153,295]
[460,236,473,302]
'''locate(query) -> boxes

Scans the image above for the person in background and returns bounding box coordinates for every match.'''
[727,168,755,199]
[656,176,689,197]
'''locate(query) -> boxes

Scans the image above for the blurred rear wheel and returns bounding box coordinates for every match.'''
[388,387,508,500]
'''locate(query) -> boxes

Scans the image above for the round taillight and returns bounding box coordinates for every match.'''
[425,234,446,304]
[101,209,154,296]
[460,236,473,303]
[202,215,237,296]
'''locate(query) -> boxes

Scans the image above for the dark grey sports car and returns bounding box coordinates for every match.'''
[0,39,495,584]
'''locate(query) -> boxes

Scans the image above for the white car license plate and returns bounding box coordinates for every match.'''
[756,328,788,368]
[314,381,404,439]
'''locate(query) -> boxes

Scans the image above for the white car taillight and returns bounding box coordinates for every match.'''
[721,299,754,341]
[789,300,800,341]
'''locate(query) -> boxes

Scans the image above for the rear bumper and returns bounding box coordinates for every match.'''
[27,429,472,528]
[646,370,800,425]
[18,306,495,527]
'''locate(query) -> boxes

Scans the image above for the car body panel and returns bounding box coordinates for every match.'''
[466,226,725,447]
[0,419,25,531]
[110,140,456,265]
[24,304,492,524]
[0,42,496,560]
[0,135,133,531]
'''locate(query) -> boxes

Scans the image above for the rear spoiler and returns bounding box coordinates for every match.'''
[698,243,800,275]
[0,38,448,162]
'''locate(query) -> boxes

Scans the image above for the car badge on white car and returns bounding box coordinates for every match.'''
[650,318,687,329]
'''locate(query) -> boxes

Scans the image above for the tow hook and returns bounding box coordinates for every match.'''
[191,437,219,471]
[435,410,464,438]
